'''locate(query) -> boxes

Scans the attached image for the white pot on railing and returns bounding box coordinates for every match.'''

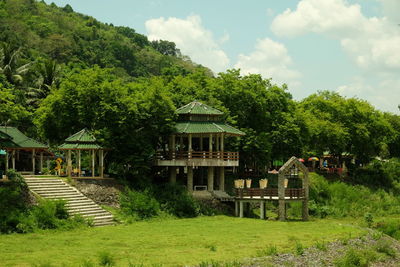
[284,178,289,188]
[246,179,252,188]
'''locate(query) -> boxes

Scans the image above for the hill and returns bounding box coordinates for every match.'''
[0,0,210,78]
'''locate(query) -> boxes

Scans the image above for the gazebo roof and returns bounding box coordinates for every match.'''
[59,128,103,150]
[176,101,224,115]
[175,121,245,136]
[0,126,48,149]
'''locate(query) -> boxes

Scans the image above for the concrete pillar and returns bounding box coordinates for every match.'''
[200,135,203,151]
[67,150,72,177]
[40,152,43,173]
[219,167,225,191]
[188,134,192,159]
[209,134,213,158]
[187,166,193,192]
[207,166,214,191]
[99,150,104,178]
[239,201,244,218]
[278,173,286,221]
[169,167,177,183]
[169,135,176,159]
[77,150,81,177]
[5,151,8,172]
[260,201,265,219]
[235,201,239,217]
[12,150,15,170]
[302,200,309,221]
[92,150,95,177]
[32,149,36,173]
[302,171,309,221]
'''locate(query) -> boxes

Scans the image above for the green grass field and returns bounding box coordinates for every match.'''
[0,216,364,266]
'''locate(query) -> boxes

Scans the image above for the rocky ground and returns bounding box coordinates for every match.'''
[74,179,122,207]
[242,232,400,267]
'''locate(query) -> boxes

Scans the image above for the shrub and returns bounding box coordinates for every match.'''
[98,251,116,266]
[119,188,160,220]
[0,172,29,233]
[294,241,304,256]
[334,248,378,267]
[373,219,400,240]
[374,239,396,258]
[364,213,373,227]
[256,244,278,257]
[153,183,199,218]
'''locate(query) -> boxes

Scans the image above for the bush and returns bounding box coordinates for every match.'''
[153,183,199,218]
[98,251,116,266]
[119,188,160,220]
[334,248,378,267]
[0,171,29,233]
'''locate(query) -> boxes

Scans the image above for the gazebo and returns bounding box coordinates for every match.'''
[234,156,309,221]
[59,128,107,178]
[155,101,245,192]
[0,126,50,174]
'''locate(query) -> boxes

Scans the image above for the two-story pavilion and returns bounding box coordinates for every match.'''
[155,101,245,192]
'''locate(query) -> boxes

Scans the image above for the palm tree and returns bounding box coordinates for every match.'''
[0,43,33,85]
[26,59,60,106]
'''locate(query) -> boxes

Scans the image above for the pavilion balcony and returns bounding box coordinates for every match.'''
[235,188,306,200]
[154,150,239,167]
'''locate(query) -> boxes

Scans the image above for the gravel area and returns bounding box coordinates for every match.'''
[74,179,122,207]
[242,232,400,267]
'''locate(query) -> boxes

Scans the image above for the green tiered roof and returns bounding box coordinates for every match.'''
[176,101,224,115]
[59,128,103,150]
[0,126,47,149]
[175,101,245,136]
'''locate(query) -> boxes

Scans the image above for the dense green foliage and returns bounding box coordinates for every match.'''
[119,188,160,220]
[309,173,400,218]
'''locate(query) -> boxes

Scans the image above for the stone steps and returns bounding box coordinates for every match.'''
[24,177,114,227]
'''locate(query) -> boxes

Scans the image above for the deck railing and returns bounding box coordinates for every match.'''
[155,151,239,161]
[235,188,305,199]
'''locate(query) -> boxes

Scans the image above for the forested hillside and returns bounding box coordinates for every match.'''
[1,0,400,189]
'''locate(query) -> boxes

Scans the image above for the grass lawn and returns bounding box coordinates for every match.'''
[0,216,365,267]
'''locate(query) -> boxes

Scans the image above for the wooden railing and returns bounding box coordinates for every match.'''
[235,188,305,199]
[155,151,239,161]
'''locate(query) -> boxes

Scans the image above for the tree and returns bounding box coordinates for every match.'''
[0,43,32,85]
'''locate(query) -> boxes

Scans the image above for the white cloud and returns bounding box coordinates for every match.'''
[234,38,301,87]
[145,15,229,73]
[271,0,400,112]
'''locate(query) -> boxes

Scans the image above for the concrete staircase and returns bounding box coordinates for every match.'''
[24,176,114,226]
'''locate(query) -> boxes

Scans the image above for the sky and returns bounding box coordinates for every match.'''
[44,0,400,113]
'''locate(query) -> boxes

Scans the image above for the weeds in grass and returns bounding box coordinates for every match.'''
[198,260,241,267]
[374,239,396,258]
[314,241,328,252]
[205,244,217,252]
[98,251,115,266]
[127,263,144,267]
[80,259,95,267]
[334,248,379,267]
[256,244,278,257]
[32,263,56,267]
[371,231,383,240]
[294,242,304,256]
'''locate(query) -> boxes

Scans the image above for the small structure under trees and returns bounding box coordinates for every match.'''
[234,156,309,221]
[0,126,50,174]
[154,101,245,192]
[59,128,107,178]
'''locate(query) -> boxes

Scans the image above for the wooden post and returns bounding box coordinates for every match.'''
[200,135,203,151]
[77,150,81,177]
[67,150,72,177]
[179,136,183,151]
[99,149,104,178]
[169,167,177,183]
[12,150,15,170]
[40,152,43,173]
[239,201,244,218]
[260,201,265,219]
[187,166,193,192]
[32,149,36,174]
[216,134,220,156]
[278,173,286,221]
[92,150,95,177]
[207,166,214,191]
